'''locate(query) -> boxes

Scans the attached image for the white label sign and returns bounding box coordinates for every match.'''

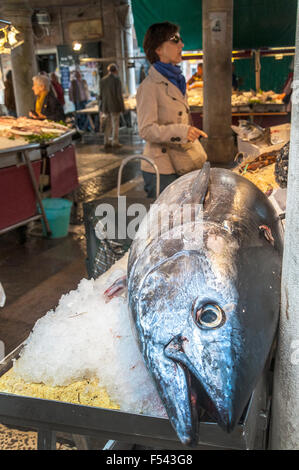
[210,12,227,45]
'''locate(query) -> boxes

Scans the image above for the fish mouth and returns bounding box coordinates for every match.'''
[164,335,239,445]
[179,364,200,447]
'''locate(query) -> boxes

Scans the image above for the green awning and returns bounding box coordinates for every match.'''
[132,0,297,51]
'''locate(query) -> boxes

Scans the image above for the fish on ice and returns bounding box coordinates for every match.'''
[113,162,283,446]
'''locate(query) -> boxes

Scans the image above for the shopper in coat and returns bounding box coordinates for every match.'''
[29,74,65,122]
[69,70,90,129]
[4,71,17,117]
[100,63,125,149]
[137,22,207,198]
[50,73,65,107]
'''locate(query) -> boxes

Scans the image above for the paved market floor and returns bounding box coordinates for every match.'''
[0,130,146,355]
[0,131,146,450]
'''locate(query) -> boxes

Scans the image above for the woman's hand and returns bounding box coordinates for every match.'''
[187,126,208,142]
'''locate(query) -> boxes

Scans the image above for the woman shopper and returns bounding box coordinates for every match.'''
[4,71,17,117]
[136,22,207,198]
[29,74,65,122]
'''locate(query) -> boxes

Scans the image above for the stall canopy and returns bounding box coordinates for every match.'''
[132,0,297,51]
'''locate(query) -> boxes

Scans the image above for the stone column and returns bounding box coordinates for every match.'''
[101,0,125,89]
[202,0,234,165]
[270,1,299,450]
[1,2,38,116]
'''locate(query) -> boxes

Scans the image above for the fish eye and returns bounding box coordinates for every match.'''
[194,303,225,329]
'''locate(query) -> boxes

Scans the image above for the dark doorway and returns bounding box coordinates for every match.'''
[37,54,57,74]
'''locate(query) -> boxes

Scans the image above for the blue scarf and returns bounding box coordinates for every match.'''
[154,61,186,96]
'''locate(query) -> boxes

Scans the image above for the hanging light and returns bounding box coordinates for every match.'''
[72,41,82,52]
[0,20,23,54]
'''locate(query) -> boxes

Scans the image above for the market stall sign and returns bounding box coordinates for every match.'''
[68,19,103,42]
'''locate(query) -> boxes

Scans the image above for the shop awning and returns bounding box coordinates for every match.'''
[131,0,297,51]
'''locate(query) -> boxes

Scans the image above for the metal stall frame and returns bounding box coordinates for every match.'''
[0,343,272,450]
[0,143,51,236]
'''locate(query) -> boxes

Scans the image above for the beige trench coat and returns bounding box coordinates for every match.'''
[136,66,207,175]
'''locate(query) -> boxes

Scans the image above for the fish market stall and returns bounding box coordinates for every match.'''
[0,253,272,451]
[0,140,49,234]
[0,117,78,233]
[0,346,270,450]
[74,96,137,134]
[0,162,283,450]
[190,90,289,130]
[231,122,290,203]
[40,129,78,198]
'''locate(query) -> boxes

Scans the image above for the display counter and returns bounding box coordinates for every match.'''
[0,141,48,234]
[0,130,78,234]
[40,130,78,198]
[191,103,289,129]
[0,342,271,450]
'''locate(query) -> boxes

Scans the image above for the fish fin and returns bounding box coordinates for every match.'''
[191,161,211,205]
[259,225,275,246]
[103,275,127,303]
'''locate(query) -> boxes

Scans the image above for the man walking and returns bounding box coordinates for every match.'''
[100,64,125,150]
[69,70,90,130]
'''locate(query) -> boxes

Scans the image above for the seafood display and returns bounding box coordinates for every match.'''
[275,142,289,188]
[7,256,166,419]
[127,163,283,445]
[2,162,283,447]
[0,116,69,141]
[187,88,285,108]
[231,90,285,106]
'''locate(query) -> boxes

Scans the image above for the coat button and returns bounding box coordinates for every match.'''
[172,97,176,101]
[162,147,167,153]
[178,111,182,116]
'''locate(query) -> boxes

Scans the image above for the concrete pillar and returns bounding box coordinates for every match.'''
[270,2,299,450]
[1,2,38,116]
[101,0,126,90]
[202,0,234,165]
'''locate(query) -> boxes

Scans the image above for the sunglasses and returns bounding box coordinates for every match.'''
[168,33,183,44]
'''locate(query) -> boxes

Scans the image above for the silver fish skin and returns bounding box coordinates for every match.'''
[127,165,283,446]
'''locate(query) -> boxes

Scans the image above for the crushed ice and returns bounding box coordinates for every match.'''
[13,254,166,418]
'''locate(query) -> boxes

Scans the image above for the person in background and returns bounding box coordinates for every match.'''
[100,63,125,150]
[39,71,57,98]
[139,65,146,83]
[232,63,239,91]
[187,63,203,90]
[281,58,294,118]
[137,22,207,198]
[50,73,65,107]
[4,71,17,117]
[69,70,90,129]
[29,74,65,122]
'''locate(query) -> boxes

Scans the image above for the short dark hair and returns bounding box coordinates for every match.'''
[143,22,179,64]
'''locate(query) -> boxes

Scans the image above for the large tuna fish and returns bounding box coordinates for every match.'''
[127,163,283,446]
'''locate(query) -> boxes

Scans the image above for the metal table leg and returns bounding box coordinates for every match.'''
[37,429,56,450]
[23,150,51,236]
